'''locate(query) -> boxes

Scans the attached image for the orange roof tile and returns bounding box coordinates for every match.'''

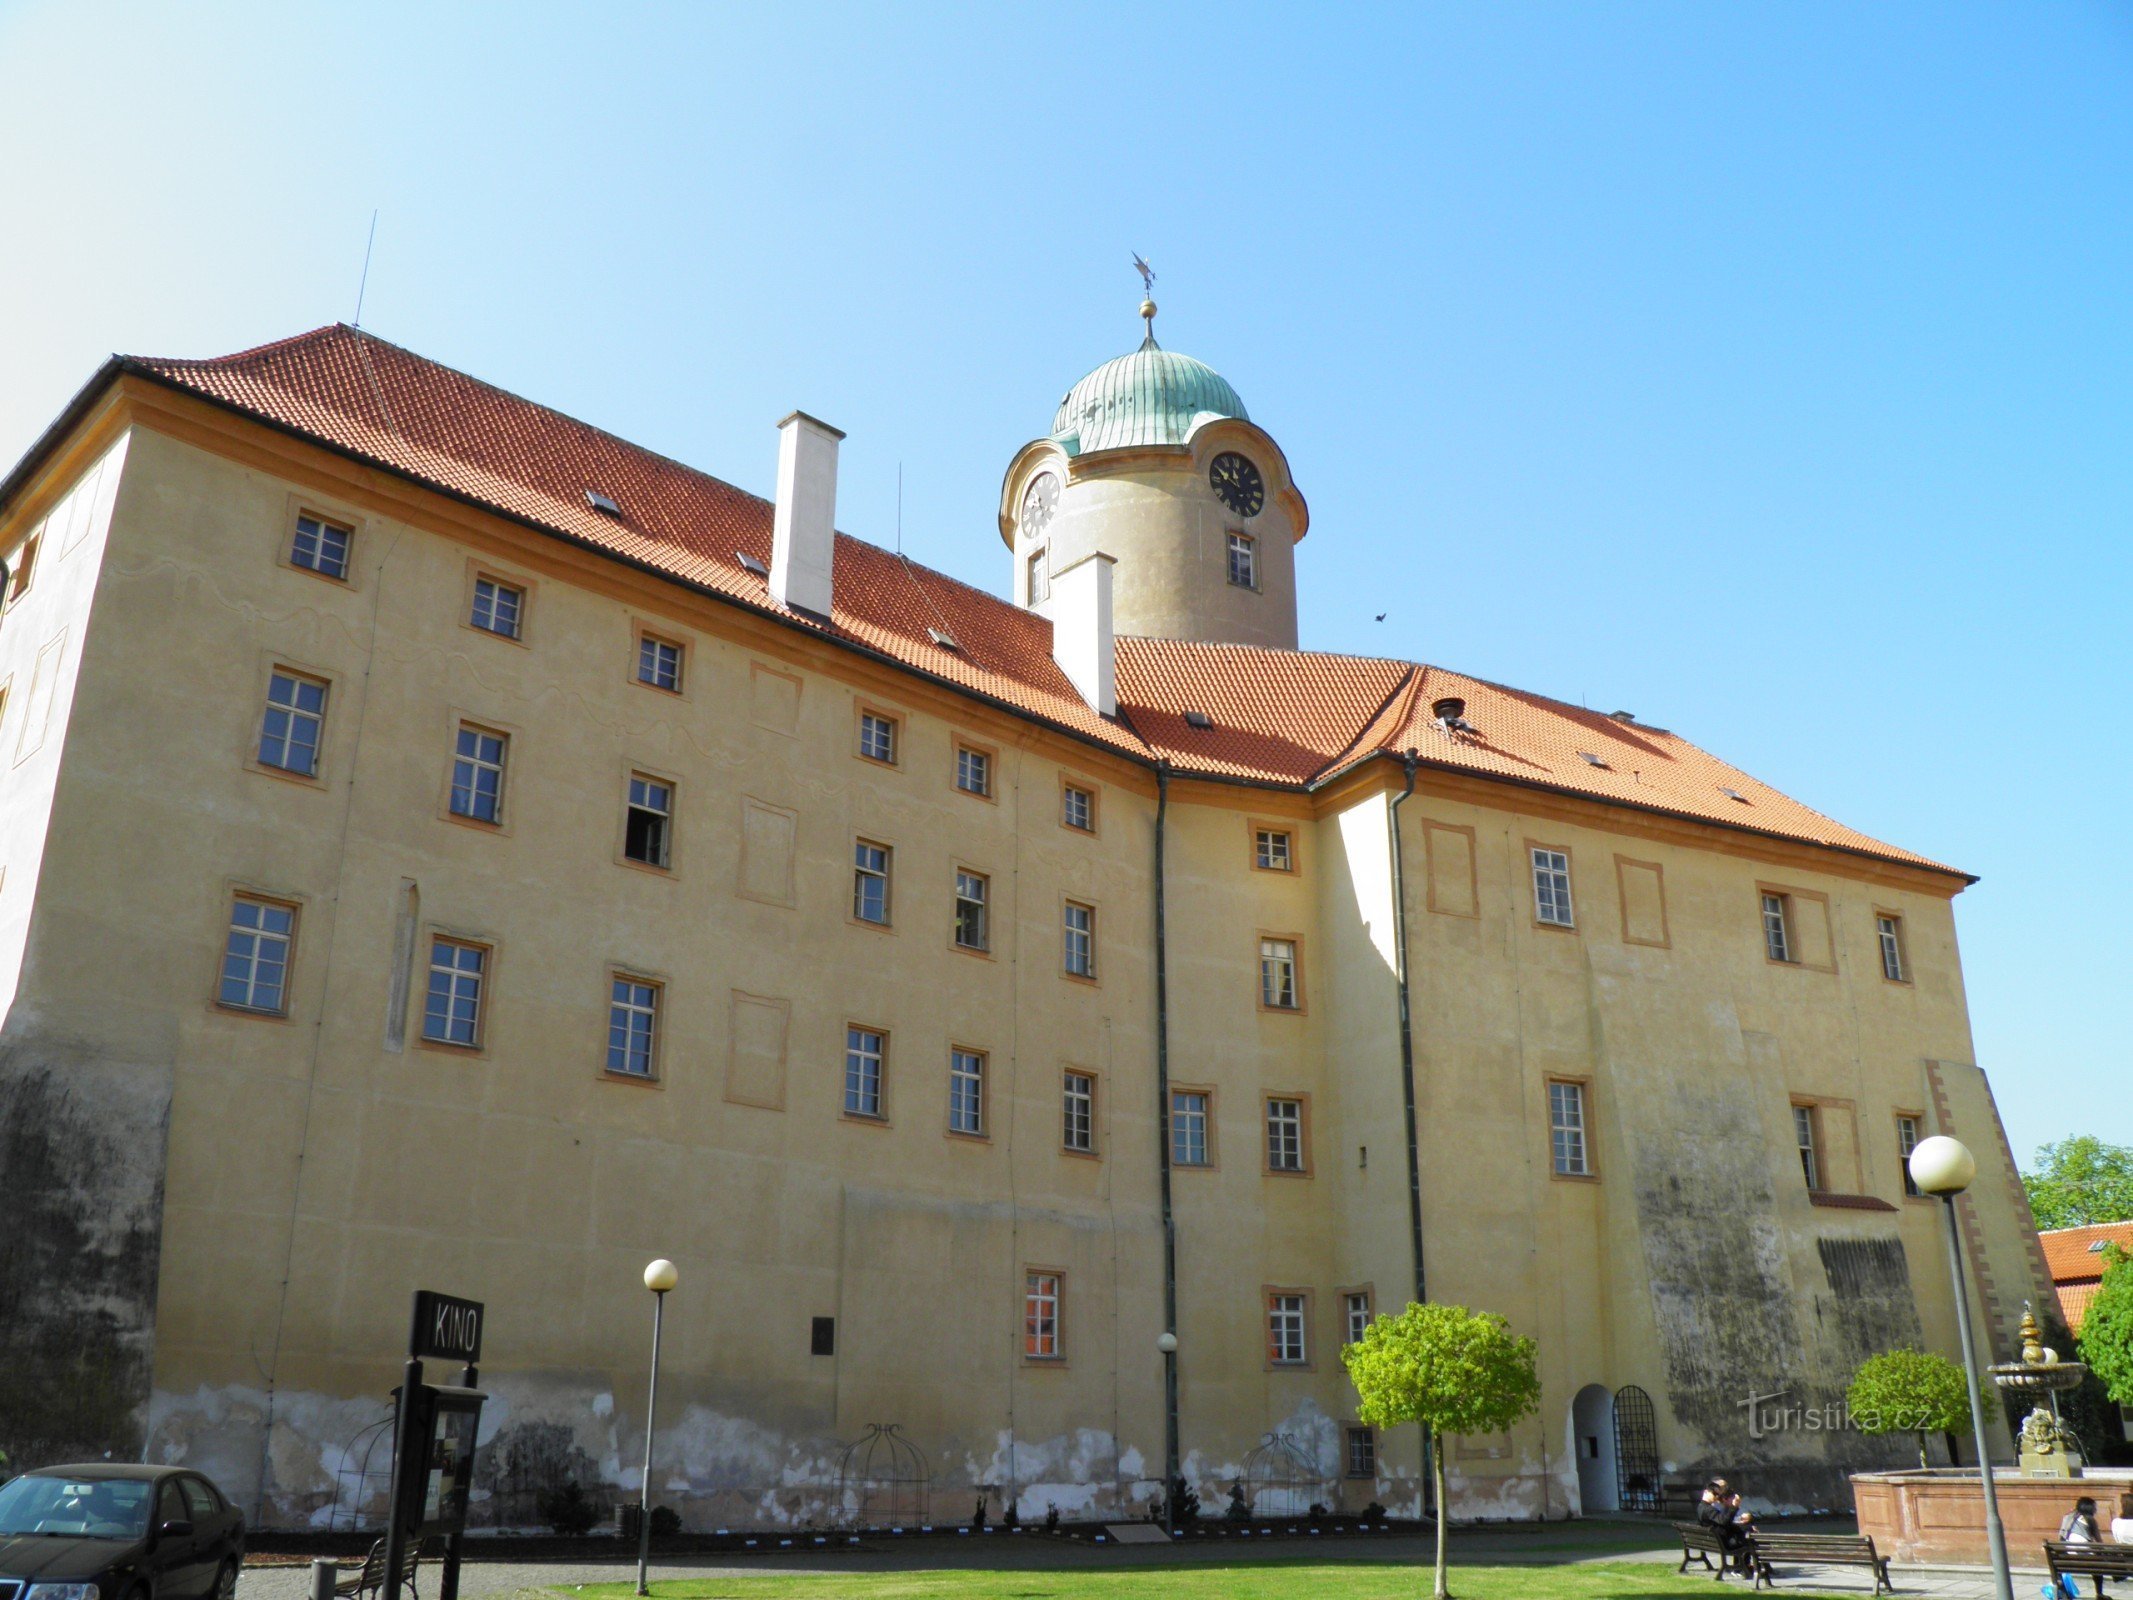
[2058,1281,2099,1336]
[2040,1222,2133,1283]
[34,323,1959,879]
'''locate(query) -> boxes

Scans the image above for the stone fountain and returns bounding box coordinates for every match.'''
[1989,1304,2088,1477]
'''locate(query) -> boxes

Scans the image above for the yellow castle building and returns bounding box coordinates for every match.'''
[0,307,2054,1528]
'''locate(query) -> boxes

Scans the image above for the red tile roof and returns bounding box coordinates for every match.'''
[105,324,1959,878]
[2040,1222,2133,1284]
[2057,1281,2100,1336]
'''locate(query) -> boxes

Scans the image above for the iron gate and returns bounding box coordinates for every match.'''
[1612,1384,1661,1514]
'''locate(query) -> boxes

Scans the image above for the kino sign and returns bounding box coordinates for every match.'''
[381,1290,488,1600]
[413,1290,484,1364]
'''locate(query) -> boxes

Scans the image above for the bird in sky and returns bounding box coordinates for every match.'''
[1374,612,1387,622]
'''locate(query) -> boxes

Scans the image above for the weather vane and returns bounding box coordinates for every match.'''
[1133,253,1157,340]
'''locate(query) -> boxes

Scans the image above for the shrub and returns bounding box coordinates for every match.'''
[536,1480,600,1537]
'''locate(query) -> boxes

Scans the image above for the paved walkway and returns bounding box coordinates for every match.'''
[236,1535,2038,1600]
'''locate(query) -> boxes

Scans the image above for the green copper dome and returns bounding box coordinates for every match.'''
[1051,335,1247,456]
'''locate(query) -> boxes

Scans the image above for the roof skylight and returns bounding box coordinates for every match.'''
[586,489,623,516]
[1183,710,1214,730]
[736,551,768,577]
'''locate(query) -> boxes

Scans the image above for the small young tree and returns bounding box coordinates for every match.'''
[1846,1348,1996,1467]
[1342,1302,1540,1600]
[2083,1246,2133,1411]
[2023,1137,2133,1229]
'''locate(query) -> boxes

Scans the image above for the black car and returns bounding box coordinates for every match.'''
[0,1465,244,1600]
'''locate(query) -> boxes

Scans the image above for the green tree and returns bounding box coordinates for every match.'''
[2023,1137,2133,1229]
[1341,1302,1540,1599]
[1846,1348,1997,1467]
[2082,1245,2133,1409]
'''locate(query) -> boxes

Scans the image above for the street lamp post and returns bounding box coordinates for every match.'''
[1907,1136,2012,1600]
[1156,1330,1179,1538]
[636,1259,678,1599]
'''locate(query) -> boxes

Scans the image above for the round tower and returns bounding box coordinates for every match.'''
[1000,299,1307,650]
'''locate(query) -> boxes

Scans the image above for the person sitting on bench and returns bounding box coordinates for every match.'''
[1698,1478,1754,1575]
[2059,1497,2104,1599]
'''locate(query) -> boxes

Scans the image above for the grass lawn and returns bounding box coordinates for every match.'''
[578,1559,1842,1599]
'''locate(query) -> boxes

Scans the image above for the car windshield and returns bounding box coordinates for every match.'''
[0,1474,153,1539]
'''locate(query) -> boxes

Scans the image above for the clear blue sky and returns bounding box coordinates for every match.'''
[3,1,2125,1166]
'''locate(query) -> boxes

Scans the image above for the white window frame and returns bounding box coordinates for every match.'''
[845,1025,885,1119]
[422,937,486,1048]
[1793,1103,1822,1190]
[607,976,659,1078]
[625,774,673,868]
[954,869,990,952]
[1878,914,1906,982]
[1063,900,1095,978]
[290,512,351,580]
[1897,1113,1922,1198]
[1268,1293,1308,1366]
[1062,783,1094,833]
[219,895,294,1013]
[949,1047,986,1136]
[1532,848,1575,928]
[1267,1097,1305,1172]
[1346,1426,1377,1480]
[259,670,327,777]
[1255,828,1292,871]
[1549,1080,1590,1176]
[636,633,684,692]
[1344,1291,1372,1346]
[955,744,991,797]
[1260,938,1299,1009]
[1227,529,1257,589]
[1171,1090,1210,1167]
[858,711,897,765]
[1025,1271,1062,1360]
[1764,893,1794,963]
[470,576,523,639]
[1027,547,1050,604]
[450,724,508,824]
[853,840,891,924]
[1063,1070,1095,1153]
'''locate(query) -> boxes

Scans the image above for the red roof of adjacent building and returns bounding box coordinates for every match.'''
[2041,1222,2133,1283]
[80,323,1958,878]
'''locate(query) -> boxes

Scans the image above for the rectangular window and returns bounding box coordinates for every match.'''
[954,869,990,952]
[623,774,673,868]
[845,1026,885,1119]
[258,670,327,777]
[1171,1090,1210,1167]
[449,724,507,823]
[1531,848,1574,928]
[1346,1427,1377,1480]
[1259,937,1299,1009]
[1549,1080,1590,1176]
[1227,530,1257,589]
[853,840,891,924]
[1062,783,1095,833]
[219,895,294,1013]
[1878,914,1907,982]
[1794,1103,1822,1190]
[1027,548,1050,604]
[470,577,524,638]
[607,976,659,1078]
[637,633,684,692]
[1268,1292,1308,1366]
[858,710,897,765]
[949,1047,986,1136]
[955,744,992,797]
[1025,1271,1061,1360]
[1063,900,1095,978]
[1266,1096,1305,1172]
[421,937,485,1047]
[1344,1291,1372,1346]
[1254,828,1293,872]
[1764,893,1794,963]
[290,512,351,580]
[1063,1070,1095,1153]
[1897,1114,1922,1198]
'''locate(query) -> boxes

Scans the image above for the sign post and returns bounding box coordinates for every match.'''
[381,1292,486,1600]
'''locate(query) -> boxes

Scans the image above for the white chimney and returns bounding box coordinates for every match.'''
[1050,551,1116,716]
[771,411,844,617]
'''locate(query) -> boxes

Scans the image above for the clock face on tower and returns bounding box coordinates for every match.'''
[1209,452,1264,518]
[1020,472,1061,539]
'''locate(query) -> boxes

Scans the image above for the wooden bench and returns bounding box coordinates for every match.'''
[1748,1532,1892,1595]
[2044,1541,2133,1594]
[332,1538,432,1600]
[1673,1520,1745,1579]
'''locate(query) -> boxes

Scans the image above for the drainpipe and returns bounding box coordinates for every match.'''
[1388,750,1426,1304]
[1154,762,1181,1532]
[1387,749,1436,1517]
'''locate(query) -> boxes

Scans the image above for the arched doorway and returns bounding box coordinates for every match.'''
[1570,1385,1617,1514]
